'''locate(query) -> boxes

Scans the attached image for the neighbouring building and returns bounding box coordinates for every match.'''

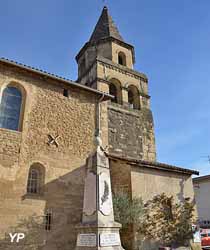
[193,175,210,228]
[0,6,199,250]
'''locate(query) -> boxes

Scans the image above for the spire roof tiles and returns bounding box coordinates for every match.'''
[89,6,124,43]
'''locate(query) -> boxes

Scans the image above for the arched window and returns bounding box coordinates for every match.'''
[118,52,126,66]
[0,86,24,131]
[109,79,122,104]
[109,83,118,103]
[27,164,45,194]
[127,85,140,110]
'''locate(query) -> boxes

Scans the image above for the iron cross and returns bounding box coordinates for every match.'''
[47,134,60,147]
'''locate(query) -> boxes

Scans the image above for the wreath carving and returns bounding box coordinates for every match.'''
[101,180,109,205]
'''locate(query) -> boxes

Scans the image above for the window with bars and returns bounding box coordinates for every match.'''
[45,212,52,231]
[27,164,45,195]
[27,168,40,194]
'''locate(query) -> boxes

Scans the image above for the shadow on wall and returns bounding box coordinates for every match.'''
[177,177,196,205]
[0,165,86,250]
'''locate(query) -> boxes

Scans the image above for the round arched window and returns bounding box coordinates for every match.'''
[0,86,23,131]
[127,85,140,110]
[109,79,122,104]
[118,52,126,66]
[109,83,118,103]
[27,164,45,194]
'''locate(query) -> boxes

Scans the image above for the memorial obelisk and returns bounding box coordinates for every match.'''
[75,133,124,249]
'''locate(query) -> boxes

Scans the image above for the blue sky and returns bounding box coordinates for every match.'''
[1,0,210,176]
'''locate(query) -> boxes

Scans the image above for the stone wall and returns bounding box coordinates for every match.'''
[131,166,195,203]
[108,103,156,161]
[0,128,21,169]
[109,158,197,250]
[131,165,197,250]
[0,63,98,250]
[109,159,133,250]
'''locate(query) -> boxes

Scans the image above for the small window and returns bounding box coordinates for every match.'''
[118,52,126,66]
[27,169,40,194]
[45,212,52,231]
[27,164,45,195]
[0,86,23,131]
[63,89,69,97]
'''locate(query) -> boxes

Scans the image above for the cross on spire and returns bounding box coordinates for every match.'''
[89,5,124,43]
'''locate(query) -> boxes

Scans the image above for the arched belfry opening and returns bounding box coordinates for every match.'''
[118,52,126,66]
[109,79,122,104]
[128,85,140,110]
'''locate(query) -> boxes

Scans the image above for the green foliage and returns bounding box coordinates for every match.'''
[139,193,195,247]
[113,192,195,247]
[113,192,145,228]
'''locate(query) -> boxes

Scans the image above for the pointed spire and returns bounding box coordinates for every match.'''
[89,6,124,43]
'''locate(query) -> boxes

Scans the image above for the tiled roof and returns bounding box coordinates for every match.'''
[107,153,199,175]
[0,58,112,99]
[193,175,210,182]
[89,6,124,43]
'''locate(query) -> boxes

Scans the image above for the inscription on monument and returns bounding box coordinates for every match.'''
[100,233,120,246]
[77,234,96,247]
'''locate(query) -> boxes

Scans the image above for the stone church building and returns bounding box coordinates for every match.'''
[0,6,199,250]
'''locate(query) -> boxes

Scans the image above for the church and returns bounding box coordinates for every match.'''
[0,6,199,250]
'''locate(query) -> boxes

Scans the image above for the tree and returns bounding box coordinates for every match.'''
[139,193,195,247]
[113,192,145,249]
[113,192,196,249]
[113,192,145,229]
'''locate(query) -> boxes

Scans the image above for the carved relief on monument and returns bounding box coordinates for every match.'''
[99,172,113,216]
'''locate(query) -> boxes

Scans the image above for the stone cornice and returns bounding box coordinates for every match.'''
[77,56,148,84]
[86,77,150,99]
[76,37,135,63]
[96,56,148,83]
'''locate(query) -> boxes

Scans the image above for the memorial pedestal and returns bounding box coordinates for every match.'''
[75,142,124,250]
[75,223,123,250]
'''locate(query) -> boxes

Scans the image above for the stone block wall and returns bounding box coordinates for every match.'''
[0,129,21,169]
[108,103,156,161]
[0,63,99,250]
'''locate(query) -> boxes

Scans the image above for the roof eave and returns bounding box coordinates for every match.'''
[107,153,199,176]
[0,58,112,100]
[75,37,135,63]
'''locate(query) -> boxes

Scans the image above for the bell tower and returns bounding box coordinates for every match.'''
[76,6,156,161]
